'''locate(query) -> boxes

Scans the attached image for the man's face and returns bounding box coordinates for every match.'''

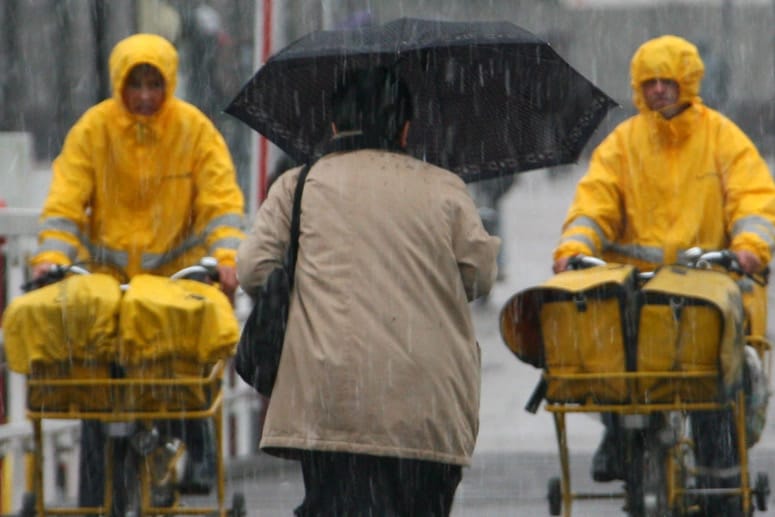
[641,78,680,113]
[121,64,165,116]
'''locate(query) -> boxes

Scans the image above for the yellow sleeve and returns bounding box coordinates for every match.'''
[191,117,246,267]
[720,121,775,265]
[554,131,625,261]
[31,115,95,267]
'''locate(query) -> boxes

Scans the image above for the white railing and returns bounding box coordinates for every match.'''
[0,207,264,513]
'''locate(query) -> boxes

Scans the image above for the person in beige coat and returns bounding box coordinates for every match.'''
[237,67,500,516]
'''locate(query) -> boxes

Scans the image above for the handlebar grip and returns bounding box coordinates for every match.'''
[524,378,547,414]
[567,255,606,270]
[21,265,67,292]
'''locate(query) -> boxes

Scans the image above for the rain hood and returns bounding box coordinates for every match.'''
[630,35,705,114]
[109,33,178,115]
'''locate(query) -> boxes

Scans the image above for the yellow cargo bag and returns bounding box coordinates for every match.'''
[119,274,239,364]
[2,274,122,374]
[636,265,745,403]
[500,264,638,403]
[737,275,768,341]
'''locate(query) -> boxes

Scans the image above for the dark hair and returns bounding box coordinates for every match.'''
[330,67,413,146]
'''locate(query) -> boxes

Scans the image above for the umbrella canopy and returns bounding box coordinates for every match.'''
[226,17,617,182]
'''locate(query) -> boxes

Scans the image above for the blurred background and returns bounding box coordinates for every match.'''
[0,0,772,212]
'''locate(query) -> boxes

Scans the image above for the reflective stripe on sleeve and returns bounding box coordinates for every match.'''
[209,237,241,253]
[558,234,597,253]
[36,238,79,260]
[732,216,775,250]
[567,216,607,243]
[203,213,244,237]
[39,216,82,236]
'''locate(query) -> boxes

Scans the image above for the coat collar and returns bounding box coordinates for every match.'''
[643,103,703,146]
[320,131,407,157]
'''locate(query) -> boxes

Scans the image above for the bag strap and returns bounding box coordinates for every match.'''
[286,163,312,287]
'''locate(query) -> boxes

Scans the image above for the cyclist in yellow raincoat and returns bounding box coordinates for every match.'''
[31,34,244,288]
[29,33,245,512]
[553,35,775,517]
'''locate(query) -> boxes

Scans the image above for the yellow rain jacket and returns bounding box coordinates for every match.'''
[554,35,775,271]
[31,33,245,277]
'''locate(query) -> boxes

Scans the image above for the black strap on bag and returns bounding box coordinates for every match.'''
[235,164,311,397]
[286,164,310,285]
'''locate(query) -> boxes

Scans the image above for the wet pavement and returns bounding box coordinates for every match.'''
[217,449,775,516]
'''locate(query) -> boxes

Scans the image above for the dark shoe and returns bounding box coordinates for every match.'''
[591,432,623,482]
[177,460,215,495]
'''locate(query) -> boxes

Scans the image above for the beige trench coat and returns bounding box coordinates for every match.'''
[237,149,500,466]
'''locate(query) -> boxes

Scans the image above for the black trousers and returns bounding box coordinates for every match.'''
[294,451,462,517]
[78,418,215,510]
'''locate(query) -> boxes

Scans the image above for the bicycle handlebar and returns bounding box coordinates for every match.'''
[566,248,769,286]
[566,255,606,270]
[22,257,221,292]
[21,265,70,292]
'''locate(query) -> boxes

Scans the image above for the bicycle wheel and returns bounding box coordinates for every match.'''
[625,430,671,517]
[110,436,142,517]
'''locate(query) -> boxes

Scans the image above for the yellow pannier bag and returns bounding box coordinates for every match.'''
[500,264,638,403]
[737,275,768,344]
[2,274,121,374]
[636,265,745,403]
[119,274,238,364]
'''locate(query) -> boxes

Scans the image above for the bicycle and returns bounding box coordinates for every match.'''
[501,249,772,516]
[11,258,246,517]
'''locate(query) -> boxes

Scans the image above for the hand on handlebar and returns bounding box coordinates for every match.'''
[24,262,69,291]
[25,257,233,293]
[552,257,570,274]
[734,249,762,275]
[554,255,606,273]
[688,248,769,285]
[216,264,238,303]
[31,262,62,280]
[554,248,768,285]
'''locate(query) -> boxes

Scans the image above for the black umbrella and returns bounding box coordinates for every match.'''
[226,17,617,182]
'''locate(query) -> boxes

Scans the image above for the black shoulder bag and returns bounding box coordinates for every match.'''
[235,164,311,397]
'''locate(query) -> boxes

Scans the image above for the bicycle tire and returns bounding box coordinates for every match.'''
[110,436,142,517]
[625,429,671,517]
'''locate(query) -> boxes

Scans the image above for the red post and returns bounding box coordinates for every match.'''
[257,0,274,205]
